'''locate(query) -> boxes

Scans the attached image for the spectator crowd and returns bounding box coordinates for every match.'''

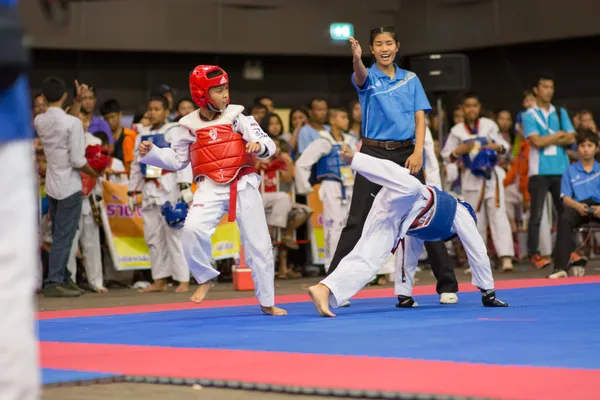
[33,72,600,298]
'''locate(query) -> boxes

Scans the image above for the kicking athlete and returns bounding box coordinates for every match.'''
[309,144,508,317]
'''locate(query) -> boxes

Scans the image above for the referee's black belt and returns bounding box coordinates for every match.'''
[361,138,414,150]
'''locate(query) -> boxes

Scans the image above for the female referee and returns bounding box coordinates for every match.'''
[327,26,459,305]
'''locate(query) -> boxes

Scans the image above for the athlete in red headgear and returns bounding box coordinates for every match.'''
[137,65,286,316]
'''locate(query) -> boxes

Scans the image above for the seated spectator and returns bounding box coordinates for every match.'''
[249,103,268,124]
[100,99,136,174]
[256,139,311,278]
[254,95,275,113]
[288,108,309,153]
[550,130,600,278]
[260,112,292,144]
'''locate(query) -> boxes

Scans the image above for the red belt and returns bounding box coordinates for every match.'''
[409,187,435,229]
[197,167,255,222]
[392,187,435,255]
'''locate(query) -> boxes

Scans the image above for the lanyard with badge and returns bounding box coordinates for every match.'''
[531,109,561,156]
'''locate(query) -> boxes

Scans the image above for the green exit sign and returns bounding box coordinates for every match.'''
[330,23,354,41]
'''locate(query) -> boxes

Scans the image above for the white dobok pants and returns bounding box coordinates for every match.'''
[181,185,275,307]
[262,191,292,229]
[319,181,352,273]
[142,203,189,282]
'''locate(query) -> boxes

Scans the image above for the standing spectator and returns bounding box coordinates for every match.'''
[295,108,358,273]
[550,130,600,278]
[523,73,576,268]
[33,93,48,118]
[513,90,536,158]
[174,97,196,121]
[35,76,101,297]
[132,108,151,133]
[69,83,113,145]
[496,110,514,151]
[442,93,514,272]
[327,27,458,305]
[100,98,136,174]
[255,95,275,113]
[453,106,465,126]
[153,84,176,119]
[249,103,268,124]
[578,110,597,133]
[297,97,329,155]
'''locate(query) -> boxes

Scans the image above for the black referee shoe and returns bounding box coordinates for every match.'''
[396,295,418,308]
[480,289,509,307]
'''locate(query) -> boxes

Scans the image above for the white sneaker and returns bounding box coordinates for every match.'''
[548,270,568,279]
[440,292,458,304]
[502,257,514,272]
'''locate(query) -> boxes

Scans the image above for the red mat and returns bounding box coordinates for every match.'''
[41,341,599,400]
[38,276,600,320]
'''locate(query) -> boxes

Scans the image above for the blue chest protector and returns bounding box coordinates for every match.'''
[316,143,347,182]
[461,137,498,180]
[408,188,478,242]
[314,141,352,199]
[407,187,458,242]
[139,133,170,176]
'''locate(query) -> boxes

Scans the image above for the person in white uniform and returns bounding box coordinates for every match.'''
[308,145,508,317]
[128,95,193,293]
[296,108,359,272]
[66,132,111,292]
[137,65,286,316]
[441,93,515,272]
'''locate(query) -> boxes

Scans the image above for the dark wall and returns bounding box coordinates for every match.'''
[30,35,600,122]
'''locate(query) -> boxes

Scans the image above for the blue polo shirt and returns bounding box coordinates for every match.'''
[522,105,574,176]
[352,64,431,141]
[297,124,330,154]
[561,161,600,203]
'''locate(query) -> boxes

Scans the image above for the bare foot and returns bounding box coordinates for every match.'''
[190,282,212,303]
[261,305,288,316]
[138,279,168,293]
[308,284,336,317]
[175,282,189,293]
[95,287,109,294]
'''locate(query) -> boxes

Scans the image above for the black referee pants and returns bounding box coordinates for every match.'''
[326,143,459,295]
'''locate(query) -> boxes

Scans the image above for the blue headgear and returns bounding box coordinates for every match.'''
[160,200,189,229]
[470,148,498,180]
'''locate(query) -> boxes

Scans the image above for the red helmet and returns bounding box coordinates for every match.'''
[85,144,110,170]
[189,65,229,110]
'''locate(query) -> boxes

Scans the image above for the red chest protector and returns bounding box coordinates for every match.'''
[180,105,256,221]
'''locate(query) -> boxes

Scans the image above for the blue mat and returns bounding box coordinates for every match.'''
[43,368,118,385]
[39,284,600,370]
